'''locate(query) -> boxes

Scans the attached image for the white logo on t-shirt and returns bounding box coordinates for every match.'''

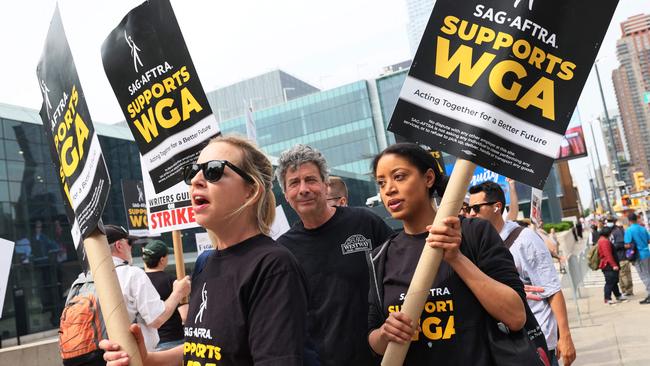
[340,234,371,255]
[195,282,208,323]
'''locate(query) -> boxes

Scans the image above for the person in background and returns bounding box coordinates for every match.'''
[142,240,188,350]
[608,216,633,296]
[589,224,599,246]
[105,225,190,351]
[276,144,393,366]
[597,226,626,305]
[625,213,650,304]
[469,181,576,366]
[326,176,348,207]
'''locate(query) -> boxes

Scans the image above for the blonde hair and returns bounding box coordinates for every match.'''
[206,135,276,235]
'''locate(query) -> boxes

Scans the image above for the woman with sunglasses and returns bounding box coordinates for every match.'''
[367,143,527,365]
[101,135,308,366]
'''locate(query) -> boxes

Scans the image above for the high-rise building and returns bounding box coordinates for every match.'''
[405,0,436,56]
[612,14,650,177]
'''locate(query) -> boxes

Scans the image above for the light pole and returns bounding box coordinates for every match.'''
[587,120,612,213]
[594,62,624,189]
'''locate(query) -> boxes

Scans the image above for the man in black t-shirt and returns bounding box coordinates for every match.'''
[142,239,188,350]
[275,144,394,366]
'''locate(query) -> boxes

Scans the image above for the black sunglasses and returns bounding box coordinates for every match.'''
[464,201,498,214]
[182,160,255,185]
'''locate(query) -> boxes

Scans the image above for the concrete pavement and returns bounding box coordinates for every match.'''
[563,266,650,365]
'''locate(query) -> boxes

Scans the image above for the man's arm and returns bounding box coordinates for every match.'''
[506,178,519,221]
[548,290,576,365]
[149,276,190,329]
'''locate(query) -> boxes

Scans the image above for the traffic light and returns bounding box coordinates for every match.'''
[622,194,632,207]
[633,171,646,192]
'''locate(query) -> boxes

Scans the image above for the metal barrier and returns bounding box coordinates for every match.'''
[564,245,590,326]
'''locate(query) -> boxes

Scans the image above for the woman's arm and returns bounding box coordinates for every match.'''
[368,312,417,355]
[427,217,526,331]
[448,254,525,330]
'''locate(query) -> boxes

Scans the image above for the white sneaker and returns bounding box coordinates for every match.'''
[617,295,629,302]
[606,299,618,305]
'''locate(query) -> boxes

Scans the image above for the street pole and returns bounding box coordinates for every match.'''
[594,62,624,186]
[587,121,612,213]
[589,177,599,212]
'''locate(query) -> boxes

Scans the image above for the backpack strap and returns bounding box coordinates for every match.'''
[503,226,525,249]
[192,249,214,280]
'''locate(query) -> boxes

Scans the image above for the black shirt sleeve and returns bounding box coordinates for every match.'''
[367,290,383,334]
[466,219,526,301]
[247,254,308,366]
[367,209,394,249]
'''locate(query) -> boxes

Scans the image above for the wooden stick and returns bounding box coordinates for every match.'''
[382,158,476,366]
[171,229,188,304]
[84,229,143,366]
[172,230,186,278]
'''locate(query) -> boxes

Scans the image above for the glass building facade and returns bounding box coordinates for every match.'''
[219,80,380,179]
[0,104,143,344]
[206,69,320,123]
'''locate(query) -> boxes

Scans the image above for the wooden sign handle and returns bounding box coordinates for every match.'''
[84,229,143,366]
[171,230,188,304]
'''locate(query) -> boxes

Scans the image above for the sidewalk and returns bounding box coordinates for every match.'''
[563,270,650,365]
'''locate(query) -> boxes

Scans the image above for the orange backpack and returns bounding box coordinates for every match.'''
[58,272,107,364]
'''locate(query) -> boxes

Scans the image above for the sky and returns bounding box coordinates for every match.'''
[0,0,647,212]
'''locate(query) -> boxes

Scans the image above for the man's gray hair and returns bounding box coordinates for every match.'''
[275,144,329,193]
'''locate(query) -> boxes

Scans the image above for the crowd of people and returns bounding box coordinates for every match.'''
[590,212,650,305]
[58,136,591,365]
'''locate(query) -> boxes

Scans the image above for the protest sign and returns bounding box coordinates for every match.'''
[383,1,618,363]
[141,161,199,234]
[102,0,218,234]
[0,238,14,317]
[195,232,212,256]
[121,180,149,236]
[37,7,142,365]
[388,0,618,189]
[36,7,111,246]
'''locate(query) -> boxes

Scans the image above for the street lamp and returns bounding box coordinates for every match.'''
[594,61,625,191]
[586,120,612,213]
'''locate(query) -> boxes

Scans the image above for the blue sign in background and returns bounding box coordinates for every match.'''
[445,164,511,205]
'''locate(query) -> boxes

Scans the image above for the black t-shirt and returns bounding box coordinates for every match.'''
[277,206,394,366]
[610,226,626,261]
[368,218,525,366]
[184,234,308,366]
[146,270,184,344]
